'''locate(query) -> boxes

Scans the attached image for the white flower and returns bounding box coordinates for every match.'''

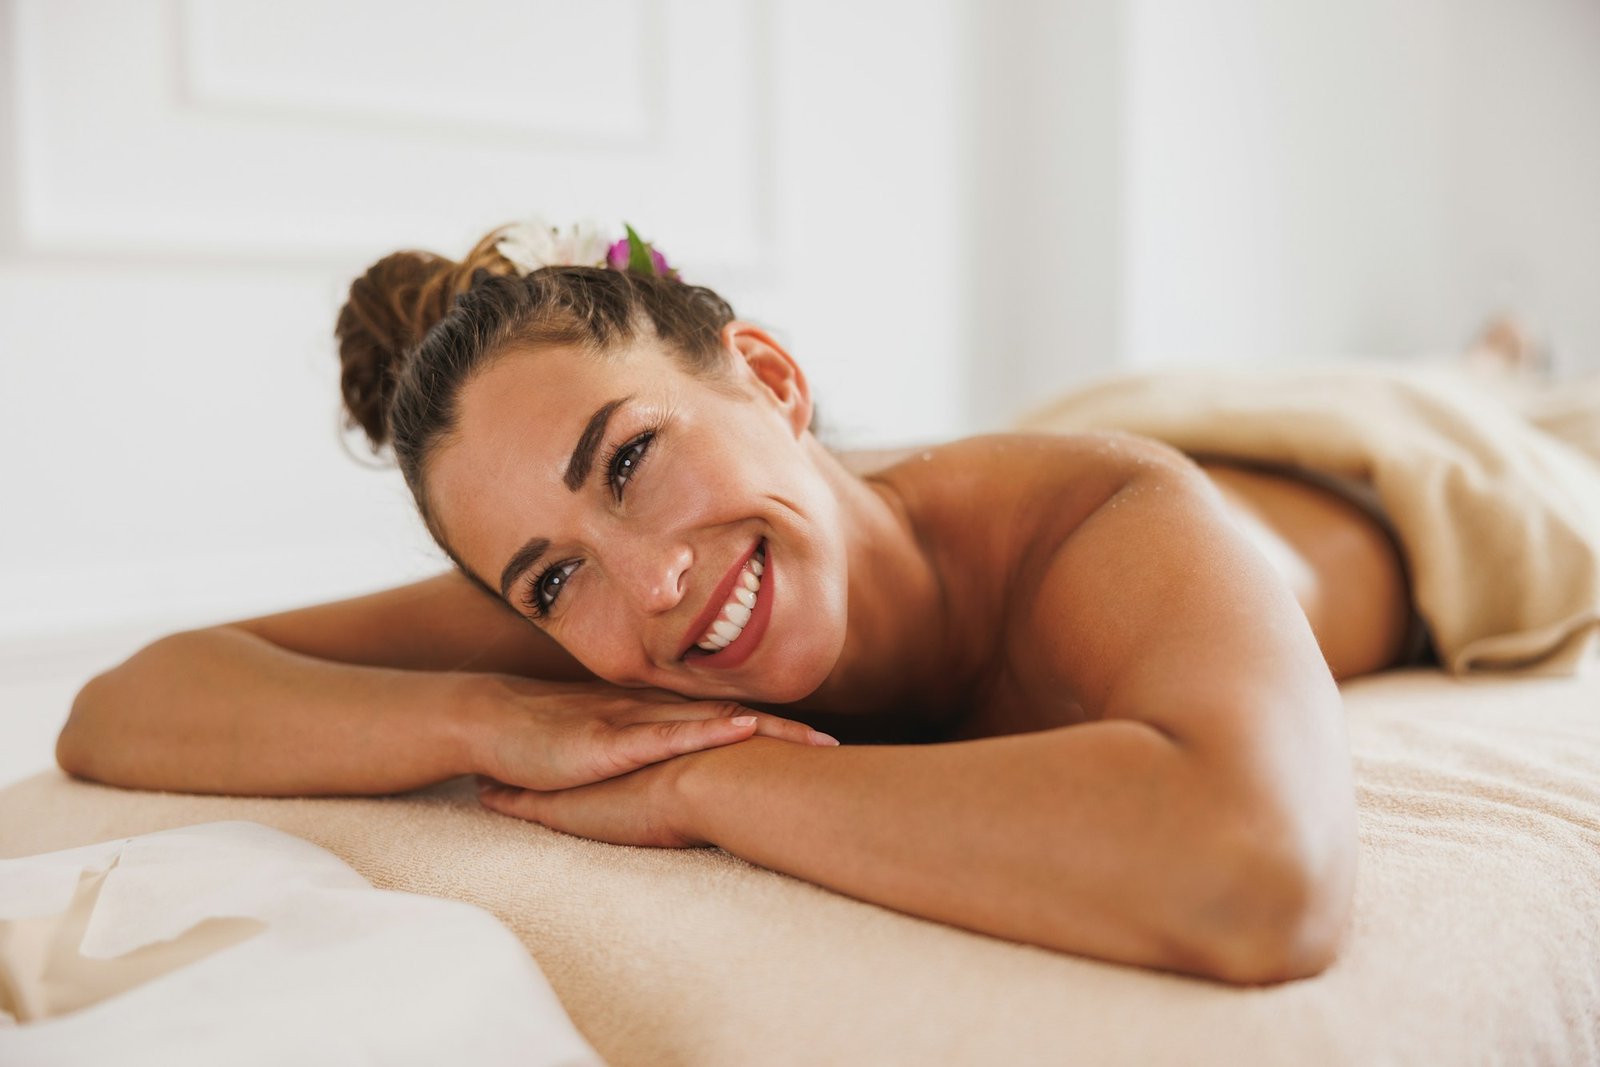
[495,217,613,274]
[558,218,613,268]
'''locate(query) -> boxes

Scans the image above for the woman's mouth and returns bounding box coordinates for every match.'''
[681,539,773,669]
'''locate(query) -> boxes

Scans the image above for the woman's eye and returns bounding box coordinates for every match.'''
[530,561,579,616]
[606,432,654,500]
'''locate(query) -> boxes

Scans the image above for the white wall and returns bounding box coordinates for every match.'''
[970,0,1600,422]
[1123,0,1600,374]
[965,0,1130,428]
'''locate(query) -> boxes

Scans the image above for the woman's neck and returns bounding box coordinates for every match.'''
[778,438,970,720]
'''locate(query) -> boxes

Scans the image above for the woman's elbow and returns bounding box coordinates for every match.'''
[57,668,121,780]
[57,631,186,781]
[1198,840,1357,986]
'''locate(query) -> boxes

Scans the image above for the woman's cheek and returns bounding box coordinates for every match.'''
[651,455,727,528]
[573,603,653,685]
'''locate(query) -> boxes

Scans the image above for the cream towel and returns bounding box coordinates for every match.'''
[0,821,604,1066]
[1013,362,1600,675]
[3,669,1600,1065]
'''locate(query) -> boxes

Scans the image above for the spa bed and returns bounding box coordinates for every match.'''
[3,662,1598,1064]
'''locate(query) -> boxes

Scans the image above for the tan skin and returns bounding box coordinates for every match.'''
[59,320,1414,986]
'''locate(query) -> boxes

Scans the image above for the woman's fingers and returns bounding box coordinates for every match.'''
[745,711,841,748]
[617,703,838,748]
[606,711,838,776]
[604,716,753,774]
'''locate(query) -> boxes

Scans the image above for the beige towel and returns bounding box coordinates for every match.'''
[3,669,1600,1065]
[1013,362,1600,675]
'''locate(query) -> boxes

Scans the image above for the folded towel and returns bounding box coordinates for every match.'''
[1013,362,1600,675]
[0,821,604,1066]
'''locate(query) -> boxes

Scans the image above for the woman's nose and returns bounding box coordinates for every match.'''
[622,540,692,615]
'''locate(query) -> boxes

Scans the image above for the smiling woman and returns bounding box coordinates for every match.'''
[55,219,1410,986]
[427,330,848,700]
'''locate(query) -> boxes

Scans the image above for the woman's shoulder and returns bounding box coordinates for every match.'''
[868,429,1197,526]
[858,430,1226,740]
[866,429,1209,625]
[868,428,1192,471]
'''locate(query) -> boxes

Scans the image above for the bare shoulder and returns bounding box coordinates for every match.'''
[870,431,1243,728]
[1003,440,1341,763]
[887,431,1350,856]
[869,429,1198,497]
[871,429,1207,554]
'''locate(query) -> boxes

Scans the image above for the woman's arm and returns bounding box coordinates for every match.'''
[59,626,494,796]
[58,569,580,794]
[57,571,828,796]
[665,453,1356,986]
[668,727,1325,985]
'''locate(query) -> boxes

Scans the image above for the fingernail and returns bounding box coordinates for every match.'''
[809,730,841,746]
[732,715,758,726]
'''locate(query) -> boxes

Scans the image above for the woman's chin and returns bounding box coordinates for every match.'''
[751,672,828,705]
[681,666,827,706]
[676,640,839,705]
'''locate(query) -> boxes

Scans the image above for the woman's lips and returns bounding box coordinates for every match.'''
[677,539,762,659]
[680,540,773,670]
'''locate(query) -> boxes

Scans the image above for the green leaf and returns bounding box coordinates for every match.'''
[624,223,654,275]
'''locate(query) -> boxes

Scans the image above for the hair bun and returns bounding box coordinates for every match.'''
[336,229,531,450]
[335,249,480,451]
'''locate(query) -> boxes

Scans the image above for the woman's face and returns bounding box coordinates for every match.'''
[427,323,848,703]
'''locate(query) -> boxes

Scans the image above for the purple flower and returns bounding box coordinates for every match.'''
[605,238,631,272]
[606,232,678,279]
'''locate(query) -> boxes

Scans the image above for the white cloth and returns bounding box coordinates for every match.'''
[0,820,604,1066]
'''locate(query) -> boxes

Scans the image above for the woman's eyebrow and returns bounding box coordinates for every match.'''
[499,537,551,602]
[498,395,636,601]
[563,396,633,491]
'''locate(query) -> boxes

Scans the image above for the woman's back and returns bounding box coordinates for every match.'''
[825,433,1417,744]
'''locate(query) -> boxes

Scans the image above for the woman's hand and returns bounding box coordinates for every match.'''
[474,757,706,849]
[469,674,836,793]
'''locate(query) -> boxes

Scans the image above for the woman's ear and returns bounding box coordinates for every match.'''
[721,321,812,437]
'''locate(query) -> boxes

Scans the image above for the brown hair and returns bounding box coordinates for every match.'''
[334,225,738,598]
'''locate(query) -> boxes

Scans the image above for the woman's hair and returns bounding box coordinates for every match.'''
[333,224,738,593]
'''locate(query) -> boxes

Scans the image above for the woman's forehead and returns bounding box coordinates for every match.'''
[453,343,672,449]
[425,345,676,554]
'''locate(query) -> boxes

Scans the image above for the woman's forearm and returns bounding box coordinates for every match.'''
[57,627,493,796]
[670,724,1344,985]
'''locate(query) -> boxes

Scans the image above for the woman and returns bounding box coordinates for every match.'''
[57,221,1427,987]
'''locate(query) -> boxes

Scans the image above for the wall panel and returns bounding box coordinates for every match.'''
[13,0,769,267]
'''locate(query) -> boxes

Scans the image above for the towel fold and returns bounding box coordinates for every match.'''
[1014,362,1600,675]
[0,821,604,1066]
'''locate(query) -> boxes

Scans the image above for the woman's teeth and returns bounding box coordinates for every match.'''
[696,544,766,652]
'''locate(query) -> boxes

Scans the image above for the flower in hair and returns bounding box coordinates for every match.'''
[606,224,680,281]
[495,218,679,281]
[495,218,611,275]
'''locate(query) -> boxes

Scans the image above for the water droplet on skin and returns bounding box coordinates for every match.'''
[920,451,933,461]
